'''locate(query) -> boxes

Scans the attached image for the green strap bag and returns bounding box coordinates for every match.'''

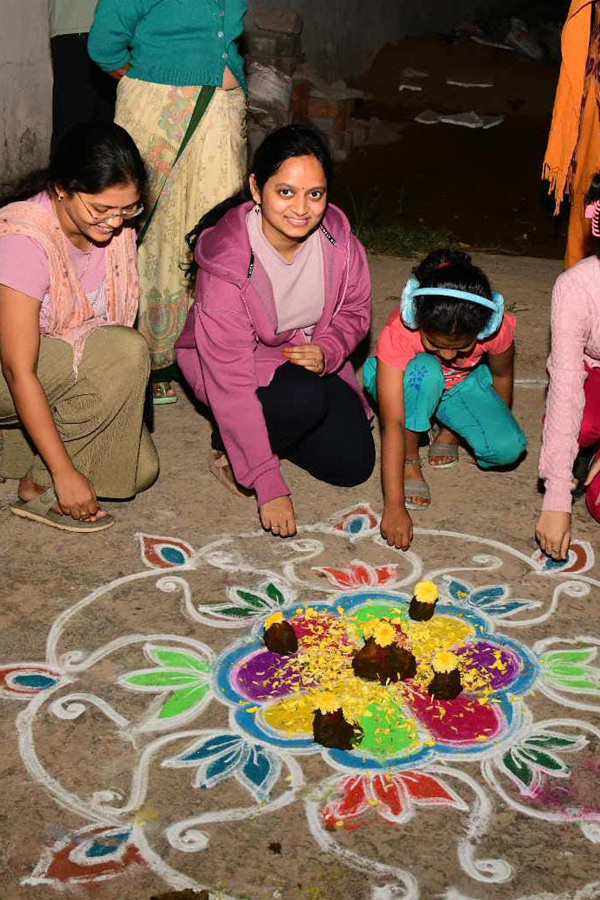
[136,84,216,247]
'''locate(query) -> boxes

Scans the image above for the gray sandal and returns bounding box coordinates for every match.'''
[428,428,460,468]
[404,457,431,510]
[9,488,115,533]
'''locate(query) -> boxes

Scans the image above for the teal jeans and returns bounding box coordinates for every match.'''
[363,353,527,468]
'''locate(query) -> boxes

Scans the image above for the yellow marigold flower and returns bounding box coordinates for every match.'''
[432,650,459,673]
[361,619,376,639]
[314,691,341,714]
[372,620,396,648]
[414,580,439,604]
[265,611,284,629]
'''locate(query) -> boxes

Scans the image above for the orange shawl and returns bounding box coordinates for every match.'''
[0,199,139,371]
[542,0,596,212]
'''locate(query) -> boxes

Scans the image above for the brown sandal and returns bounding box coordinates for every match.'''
[208,450,253,498]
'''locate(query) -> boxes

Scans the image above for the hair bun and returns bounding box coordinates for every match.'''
[413,248,471,283]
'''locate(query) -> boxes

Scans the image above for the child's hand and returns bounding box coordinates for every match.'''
[381,504,413,551]
[259,495,297,538]
[283,344,325,374]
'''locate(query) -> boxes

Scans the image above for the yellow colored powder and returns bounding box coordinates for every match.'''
[405,616,473,662]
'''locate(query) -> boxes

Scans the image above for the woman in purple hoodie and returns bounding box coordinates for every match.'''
[176,125,374,537]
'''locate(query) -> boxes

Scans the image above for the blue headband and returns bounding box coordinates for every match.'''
[411,287,498,311]
[400,277,505,340]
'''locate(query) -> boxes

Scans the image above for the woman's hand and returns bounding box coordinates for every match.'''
[53,468,105,522]
[109,63,131,80]
[259,496,297,537]
[381,504,413,551]
[283,344,325,374]
[535,510,571,560]
[0,287,107,523]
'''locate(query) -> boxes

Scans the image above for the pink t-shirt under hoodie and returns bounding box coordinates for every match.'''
[246,208,324,337]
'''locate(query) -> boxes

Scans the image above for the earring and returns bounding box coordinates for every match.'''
[254,202,261,214]
[57,194,64,202]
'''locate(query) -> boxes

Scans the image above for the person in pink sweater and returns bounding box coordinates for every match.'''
[176,125,375,538]
[536,175,600,559]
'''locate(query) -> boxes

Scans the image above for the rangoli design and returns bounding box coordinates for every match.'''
[3,504,600,899]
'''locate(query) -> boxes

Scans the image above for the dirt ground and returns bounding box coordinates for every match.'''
[334,36,567,258]
[2,252,600,900]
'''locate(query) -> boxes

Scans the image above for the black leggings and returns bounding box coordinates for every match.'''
[212,362,375,487]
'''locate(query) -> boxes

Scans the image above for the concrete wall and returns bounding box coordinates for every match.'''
[249,0,518,81]
[0,0,52,186]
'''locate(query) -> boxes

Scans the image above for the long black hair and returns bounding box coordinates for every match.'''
[412,248,493,337]
[185,124,334,286]
[0,121,148,207]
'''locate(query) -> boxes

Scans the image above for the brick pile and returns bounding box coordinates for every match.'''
[246,7,376,160]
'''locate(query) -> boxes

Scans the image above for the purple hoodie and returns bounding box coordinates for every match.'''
[176,200,372,506]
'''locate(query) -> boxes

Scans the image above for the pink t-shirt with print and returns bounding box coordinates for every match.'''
[0,191,107,332]
[376,307,516,389]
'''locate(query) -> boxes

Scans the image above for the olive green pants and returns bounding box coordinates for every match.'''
[0,326,159,497]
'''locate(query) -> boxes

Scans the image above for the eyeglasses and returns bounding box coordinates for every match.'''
[76,192,144,223]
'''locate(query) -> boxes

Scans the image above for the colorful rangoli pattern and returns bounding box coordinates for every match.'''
[3,505,600,899]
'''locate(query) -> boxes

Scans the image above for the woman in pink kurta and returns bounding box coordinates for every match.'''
[536,179,600,558]
[0,122,158,532]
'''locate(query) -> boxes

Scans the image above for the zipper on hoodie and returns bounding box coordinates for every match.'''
[319,222,336,245]
[239,252,257,338]
[331,243,351,319]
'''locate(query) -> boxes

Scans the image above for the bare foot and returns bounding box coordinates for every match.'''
[429,426,459,467]
[152,382,176,401]
[404,461,430,507]
[18,477,108,521]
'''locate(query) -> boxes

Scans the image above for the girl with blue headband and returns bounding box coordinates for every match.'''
[363,249,527,551]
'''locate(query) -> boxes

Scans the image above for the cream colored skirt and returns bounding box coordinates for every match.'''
[116,77,247,371]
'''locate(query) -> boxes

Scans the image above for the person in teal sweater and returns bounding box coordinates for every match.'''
[88,0,248,404]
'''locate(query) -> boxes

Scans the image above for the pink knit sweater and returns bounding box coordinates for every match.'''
[540,255,600,512]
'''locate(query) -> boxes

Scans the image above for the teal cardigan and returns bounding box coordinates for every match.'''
[88,0,247,90]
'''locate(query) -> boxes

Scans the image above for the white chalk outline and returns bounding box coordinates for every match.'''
[1,503,597,898]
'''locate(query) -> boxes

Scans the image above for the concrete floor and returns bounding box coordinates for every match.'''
[2,253,600,900]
